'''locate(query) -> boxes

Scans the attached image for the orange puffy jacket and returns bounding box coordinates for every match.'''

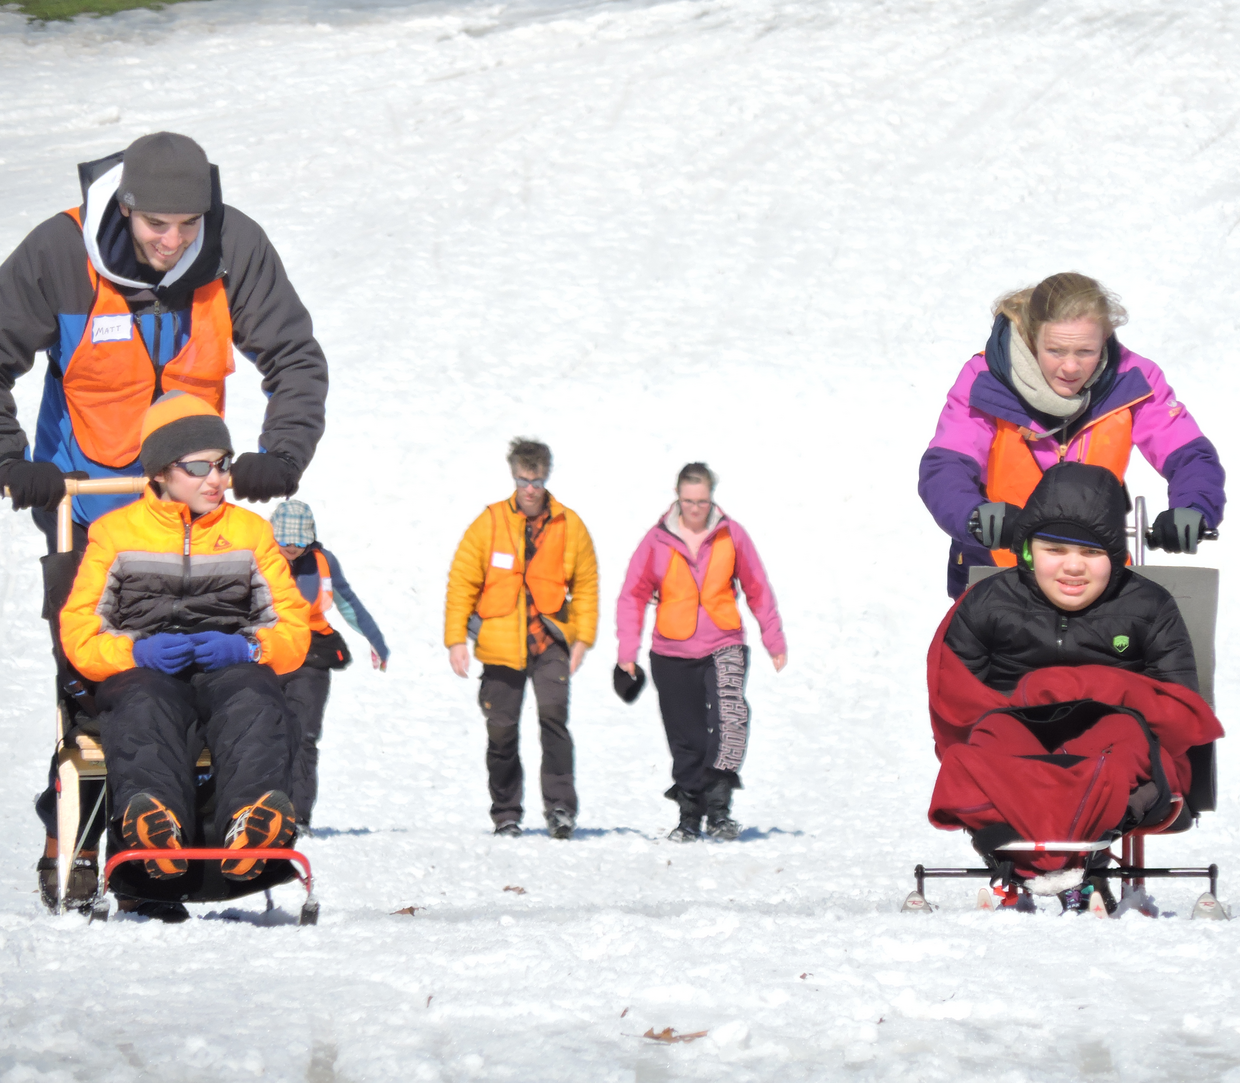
[61,488,311,681]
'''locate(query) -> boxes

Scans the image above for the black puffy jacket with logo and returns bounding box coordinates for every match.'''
[944,462,1198,693]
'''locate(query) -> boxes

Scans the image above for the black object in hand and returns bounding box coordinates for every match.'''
[969,501,1021,550]
[0,459,68,512]
[1146,508,1205,554]
[613,663,646,704]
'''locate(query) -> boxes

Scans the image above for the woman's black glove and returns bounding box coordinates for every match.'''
[613,664,646,704]
[0,459,68,512]
[230,452,301,502]
[1147,508,1205,554]
[968,501,1021,550]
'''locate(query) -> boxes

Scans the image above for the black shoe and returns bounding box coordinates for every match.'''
[705,815,740,841]
[116,897,191,924]
[703,777,739,841]
[665,785,704,843]
[546,808,575,840]
[38,853,99,914]
[493,820,522,837]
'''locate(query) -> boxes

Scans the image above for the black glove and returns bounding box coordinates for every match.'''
[0,459,68,512]
[968,501,1021,550]
[613,663,646,704]
[230,452,301,502]
[1147,508,1205,554]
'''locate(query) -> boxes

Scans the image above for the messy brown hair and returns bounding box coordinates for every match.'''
[676,462,716,492]
[507,438,552,477]
[994,272,1128,353]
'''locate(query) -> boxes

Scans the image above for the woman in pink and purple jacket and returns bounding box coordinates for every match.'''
[919,272,1225,598]
[617,462,786,843]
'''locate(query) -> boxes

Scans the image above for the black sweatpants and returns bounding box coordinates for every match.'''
[279,666,333,824]
[650,645,751,794]
[97,664,295,845]
[478,642,575,825]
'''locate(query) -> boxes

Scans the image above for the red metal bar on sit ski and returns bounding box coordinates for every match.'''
[103,848,313,896]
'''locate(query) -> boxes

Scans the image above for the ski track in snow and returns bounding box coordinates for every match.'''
[2,0,1240,1079]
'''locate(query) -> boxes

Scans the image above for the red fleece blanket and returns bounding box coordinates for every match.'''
[926,599,1223,872]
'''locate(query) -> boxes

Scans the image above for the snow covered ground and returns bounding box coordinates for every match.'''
[3,0,1240,1078]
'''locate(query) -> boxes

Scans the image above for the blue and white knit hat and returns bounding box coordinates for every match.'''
[270,499,316,547]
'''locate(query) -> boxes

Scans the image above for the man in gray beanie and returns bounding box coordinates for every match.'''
[0,131,330,912]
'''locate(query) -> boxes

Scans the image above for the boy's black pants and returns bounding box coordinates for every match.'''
[97,664,295,845]
[479,642,575,825]
[650,645,751,794]
[279,666,333,824]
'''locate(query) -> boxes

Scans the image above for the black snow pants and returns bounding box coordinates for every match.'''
[650,644,751,795]
[97,664,295,848]
[279,666,333,824]
[478,642,575,825]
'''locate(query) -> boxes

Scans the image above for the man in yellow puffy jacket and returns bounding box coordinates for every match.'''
[445,438,598,839]
[60,392,309,919]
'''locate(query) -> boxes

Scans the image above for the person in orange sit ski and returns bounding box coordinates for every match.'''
[59,392,309,922]
[269,499,390,828]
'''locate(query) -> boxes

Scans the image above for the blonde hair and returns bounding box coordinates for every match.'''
[994,272,1128,353]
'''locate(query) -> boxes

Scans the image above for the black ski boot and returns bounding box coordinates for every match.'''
[665,786,703,842]
[703,777,740,841]
[37,850,99,914]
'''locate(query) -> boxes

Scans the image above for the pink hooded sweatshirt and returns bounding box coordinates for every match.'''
[616,505,786,665]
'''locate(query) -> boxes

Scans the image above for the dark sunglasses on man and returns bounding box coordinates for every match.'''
[171,454,233,478]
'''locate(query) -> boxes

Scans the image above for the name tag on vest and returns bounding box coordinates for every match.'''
[91,314,133,344]
[491,552,514,570]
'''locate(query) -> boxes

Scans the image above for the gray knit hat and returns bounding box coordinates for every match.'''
[139,391,233,477]
[118,132,212,214]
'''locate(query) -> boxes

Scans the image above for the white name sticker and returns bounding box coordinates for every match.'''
[491,552,514,570]
[91,314,133,344]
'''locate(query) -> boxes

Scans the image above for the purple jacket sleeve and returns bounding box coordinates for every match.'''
[920,356,994,541]
[1124,352,1225,528]
[615,529,660,666]
[728,521,787,657]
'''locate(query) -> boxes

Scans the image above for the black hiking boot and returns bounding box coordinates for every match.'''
[37,852,99,914]
[703,777,740,841]
[545,808,575,840]
[665,786,703,842]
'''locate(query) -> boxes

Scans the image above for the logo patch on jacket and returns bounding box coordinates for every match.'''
[91,314,133,344]
[213,536,231,551]
[1112,634,1130,653]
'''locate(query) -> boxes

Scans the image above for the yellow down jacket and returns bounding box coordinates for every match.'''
[61,488,311,682]
[444,493,598,670]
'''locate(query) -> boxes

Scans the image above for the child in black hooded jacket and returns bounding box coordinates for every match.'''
[945,462,1197,694]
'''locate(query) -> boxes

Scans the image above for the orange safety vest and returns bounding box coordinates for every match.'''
[308,549,335,634]
[655,529,743,640]
[475,502,568,619]
[985,405,1141,566]
[61,207,235,468]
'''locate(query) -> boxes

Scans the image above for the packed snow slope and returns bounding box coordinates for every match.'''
[3,1,1240,1079]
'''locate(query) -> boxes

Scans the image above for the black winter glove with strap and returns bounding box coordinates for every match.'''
[230,452,301,502]
[968,501,1021,550]
[1147,508,1205,554]
[0,460,68,513]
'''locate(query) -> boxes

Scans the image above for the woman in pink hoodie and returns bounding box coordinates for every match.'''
[617,463,787,842]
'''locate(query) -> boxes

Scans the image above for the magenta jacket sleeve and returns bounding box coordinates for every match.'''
[616,528,660,665]
[728,520,787,657]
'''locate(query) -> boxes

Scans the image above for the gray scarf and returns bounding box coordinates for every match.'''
[1008,324,1107,424]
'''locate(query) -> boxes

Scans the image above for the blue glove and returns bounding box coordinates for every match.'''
[189,631,253,671]
[132,633,195,674]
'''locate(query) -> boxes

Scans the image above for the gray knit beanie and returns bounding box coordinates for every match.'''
[118,132,212,214]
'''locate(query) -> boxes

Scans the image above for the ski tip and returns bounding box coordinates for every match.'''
[1088,889,1110,918]
[901,890,932,914]
[976,887,995,911]
[1191,892,1230,921]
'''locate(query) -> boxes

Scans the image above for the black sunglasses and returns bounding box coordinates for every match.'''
[171,454,233,478]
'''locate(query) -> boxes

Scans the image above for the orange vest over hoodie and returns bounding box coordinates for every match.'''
[308,549,335,634]
[655,529,743,640]
[985,409,1136,567]
[475,502,568,619]
[61,207,235,468]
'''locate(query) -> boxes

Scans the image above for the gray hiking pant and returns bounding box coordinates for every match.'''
[478,642,576,825]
